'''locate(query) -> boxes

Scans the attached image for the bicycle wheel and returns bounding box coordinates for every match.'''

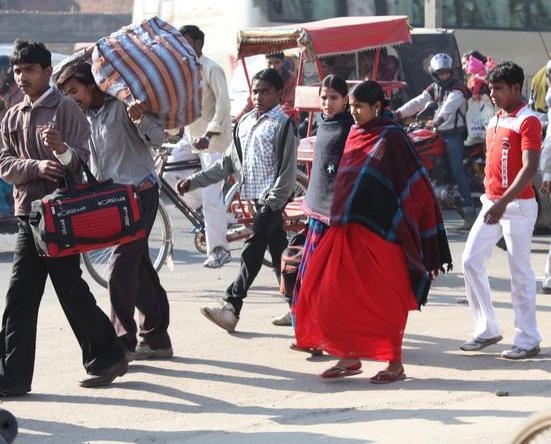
[512,412,551,444]
[82,198,173,288]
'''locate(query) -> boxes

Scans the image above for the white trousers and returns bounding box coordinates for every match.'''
[462,194,541,349]
[199,151,229,254]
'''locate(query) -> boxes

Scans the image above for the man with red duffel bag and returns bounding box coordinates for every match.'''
[0,41,128,396]
[57,62,172,361]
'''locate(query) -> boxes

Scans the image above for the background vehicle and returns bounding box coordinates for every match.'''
[133,0,551,86]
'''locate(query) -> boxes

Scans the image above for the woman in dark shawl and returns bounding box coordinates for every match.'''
[289,75,353,350]
[294,81,452,383]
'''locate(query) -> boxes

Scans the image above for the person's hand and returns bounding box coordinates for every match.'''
[393,110,402,121]
[127,101,145,123]
[193,136,210,151]
[40,127,65,154]
[483,200,507,224]
[542,180,551,194]
[37,160,64,182]
[177,179,191,194]
[425,119,435,130]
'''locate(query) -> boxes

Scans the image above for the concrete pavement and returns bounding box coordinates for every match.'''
[0,208,550,443]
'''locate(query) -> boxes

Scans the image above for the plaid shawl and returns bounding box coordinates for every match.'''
[330,117,452,307]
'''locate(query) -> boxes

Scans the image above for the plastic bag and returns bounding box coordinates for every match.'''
[465,95,495,146]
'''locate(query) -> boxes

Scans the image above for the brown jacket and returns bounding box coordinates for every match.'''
[0,88,91,215]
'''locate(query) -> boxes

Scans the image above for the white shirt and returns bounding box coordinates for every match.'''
[186,54,232,153]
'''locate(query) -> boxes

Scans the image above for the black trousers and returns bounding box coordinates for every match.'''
[108,186,171,352]
[0,219,125,390]
[225,203,288,316]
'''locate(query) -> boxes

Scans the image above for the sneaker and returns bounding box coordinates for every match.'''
[200,300,239,332]
[501,345,540,360]
[271,311,292,326]
[130,342,173,361]
[460,335,503,351]
[203,247,231,269]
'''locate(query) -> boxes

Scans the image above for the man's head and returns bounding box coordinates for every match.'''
[10,40,52,100]
[251,68,283,114]
[265,52,285,74]
[487,61,524,111]
[179,25,204,58]
[58,63,102,110]
[429,53,454,88]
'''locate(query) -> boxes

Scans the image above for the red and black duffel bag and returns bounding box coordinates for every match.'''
[29,158,145,257]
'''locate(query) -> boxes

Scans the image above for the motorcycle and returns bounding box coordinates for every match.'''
[403,103,485,216]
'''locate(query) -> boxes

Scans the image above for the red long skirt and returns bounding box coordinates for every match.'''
[294,223,418,361]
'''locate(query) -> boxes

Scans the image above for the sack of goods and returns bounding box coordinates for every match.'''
[53,16,202,132]
[163,136,203,210]
[29,160,145,258]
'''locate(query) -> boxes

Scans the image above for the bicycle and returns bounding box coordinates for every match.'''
[511,411,551,444]
[82,143,308,288]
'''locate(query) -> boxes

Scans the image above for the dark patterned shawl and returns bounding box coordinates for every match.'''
[330,117,452,307]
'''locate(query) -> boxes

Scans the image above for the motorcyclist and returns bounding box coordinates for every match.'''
[394,53,476,229]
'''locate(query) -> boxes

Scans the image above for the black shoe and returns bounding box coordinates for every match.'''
[0,385,30,397]
[79,359,129,388]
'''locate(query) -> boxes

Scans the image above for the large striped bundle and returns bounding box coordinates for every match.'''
[91,17,202,130]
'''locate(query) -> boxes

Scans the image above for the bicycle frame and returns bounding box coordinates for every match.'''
[154,147,205,232]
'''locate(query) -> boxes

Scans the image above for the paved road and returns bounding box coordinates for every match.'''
[0,208,550,443]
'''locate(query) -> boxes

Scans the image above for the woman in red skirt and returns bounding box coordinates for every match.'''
[294,81,452,383]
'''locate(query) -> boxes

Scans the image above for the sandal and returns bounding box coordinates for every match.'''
[369,369,406,384]
[320,362,362,379]
[290,342,323,356]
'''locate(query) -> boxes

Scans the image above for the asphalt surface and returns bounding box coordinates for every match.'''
[0,207,550,443]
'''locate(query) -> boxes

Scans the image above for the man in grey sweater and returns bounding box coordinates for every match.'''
[58,63,172,360]
[178,68,299,332]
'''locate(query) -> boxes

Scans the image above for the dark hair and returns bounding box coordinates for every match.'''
[463,50,487,64]
[179,25,204,43]
[486,61,524,88]
[252,68,284,91]
[320,56,337,67]
[67,63,96,86]
[349,80,389,107]
[10,40,51,68]
[265,52,285,61]
[319,74,348,97]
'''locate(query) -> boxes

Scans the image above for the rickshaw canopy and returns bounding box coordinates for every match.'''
[236,15,412,59]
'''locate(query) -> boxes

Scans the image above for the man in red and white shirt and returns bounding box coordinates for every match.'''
[461,62,542,359]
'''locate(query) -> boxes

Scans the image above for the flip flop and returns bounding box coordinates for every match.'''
[369,370,406,384]
[289,343,323,356]
[320,362,362,379]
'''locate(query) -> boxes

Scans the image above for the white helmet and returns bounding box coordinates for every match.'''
[429,53,453,74]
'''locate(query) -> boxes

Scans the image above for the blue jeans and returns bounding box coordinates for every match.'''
[442,132,473,209]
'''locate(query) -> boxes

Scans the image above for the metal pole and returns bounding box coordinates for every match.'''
[424,0,443,28]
